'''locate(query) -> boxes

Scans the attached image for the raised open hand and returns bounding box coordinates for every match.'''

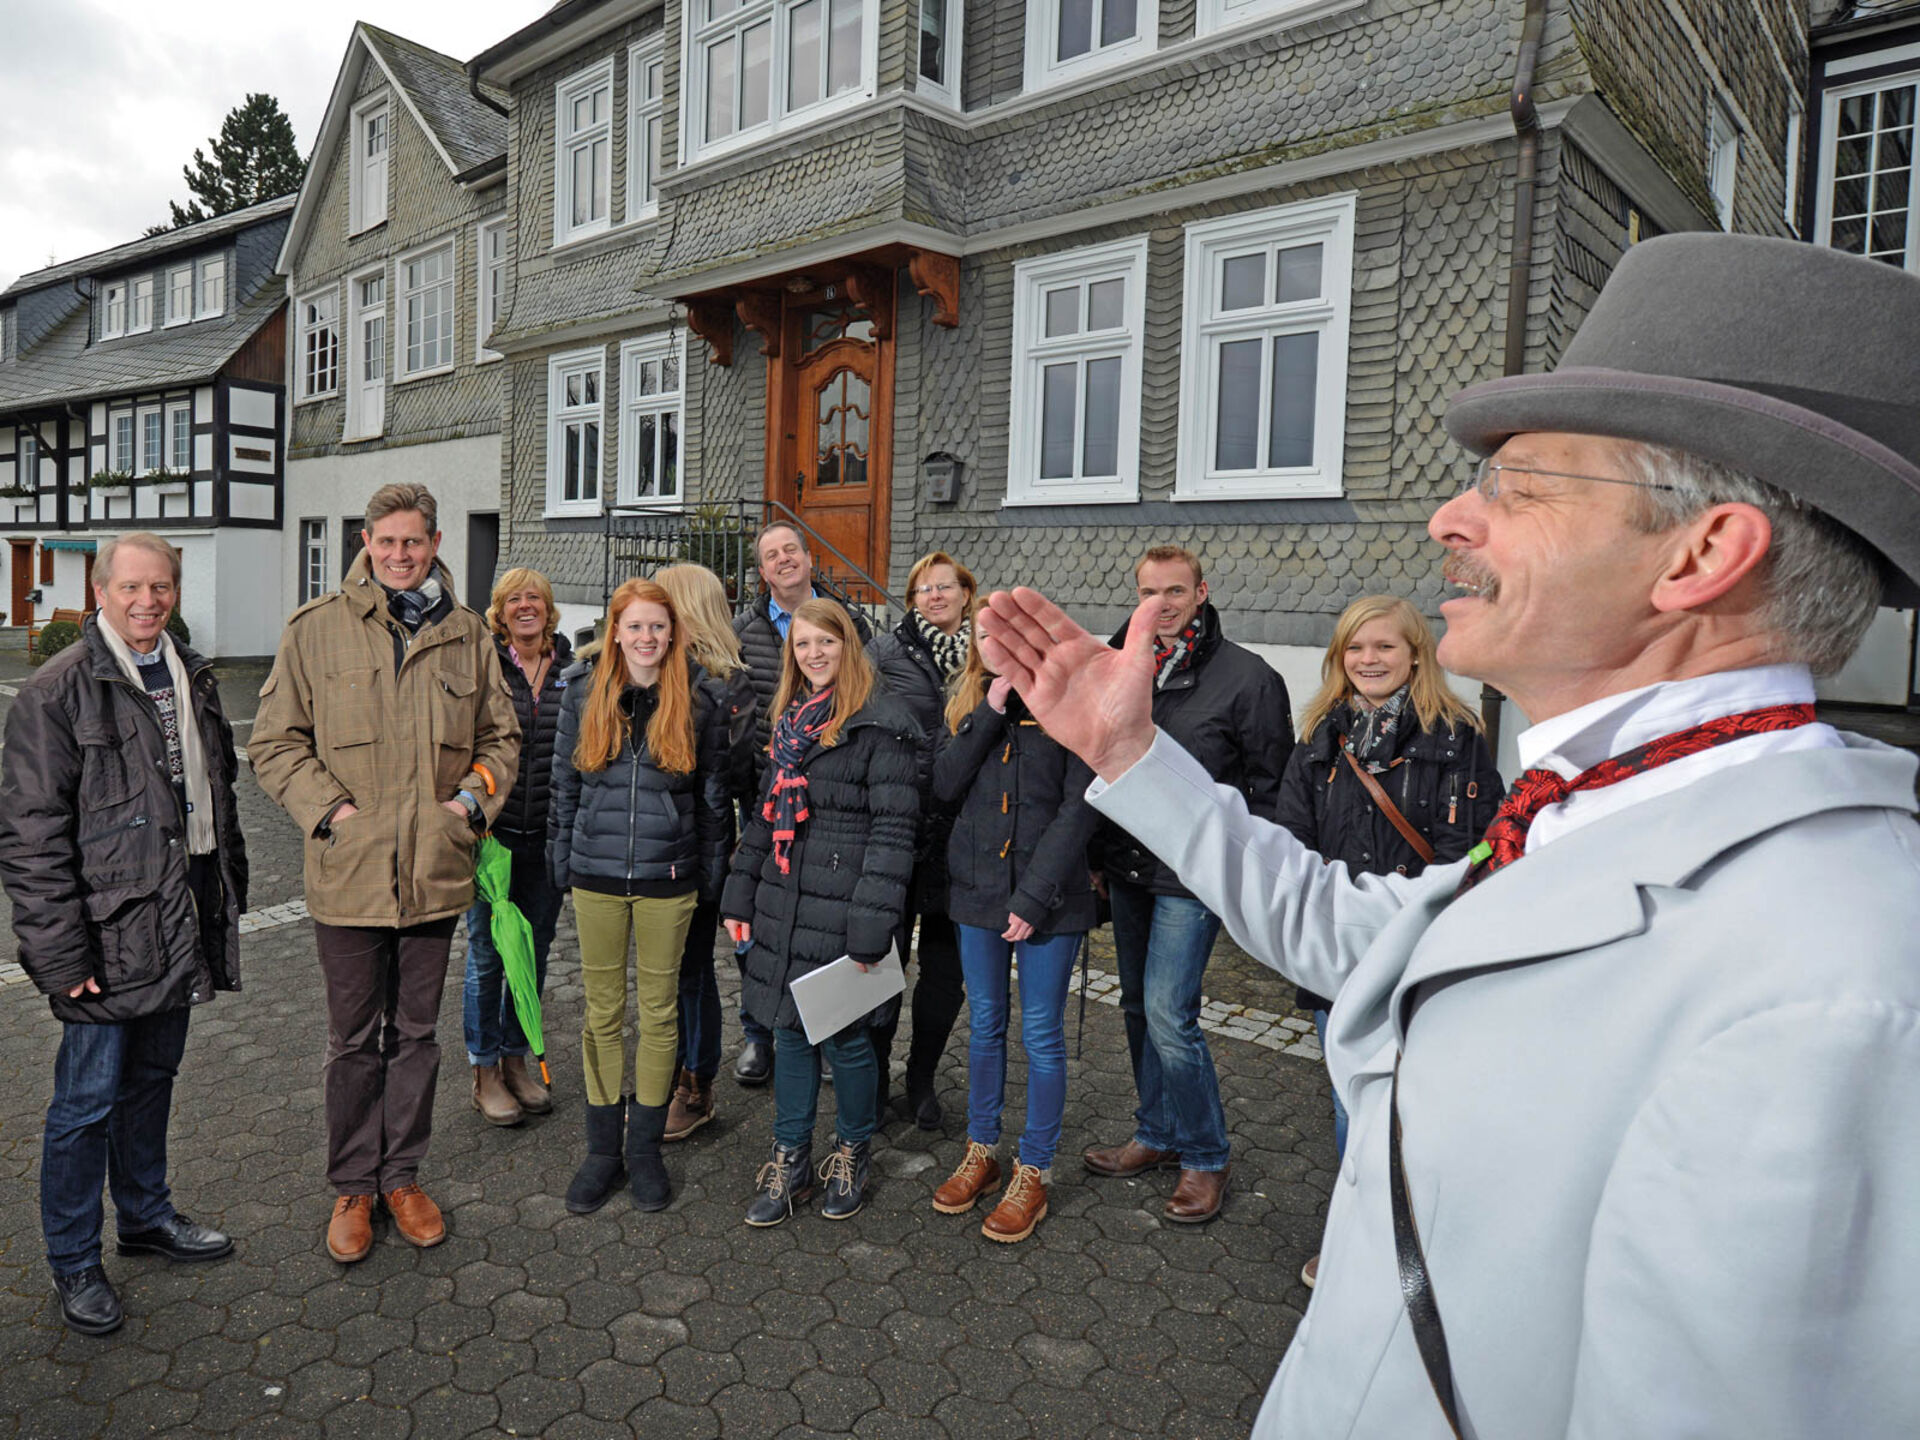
[975,589,1160,781]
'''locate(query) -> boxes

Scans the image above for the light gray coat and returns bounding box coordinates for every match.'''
[1092,731,1920,1439]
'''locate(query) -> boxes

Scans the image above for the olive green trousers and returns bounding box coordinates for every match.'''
[572,888,699,1108]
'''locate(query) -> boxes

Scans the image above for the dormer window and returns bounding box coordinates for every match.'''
[198,256,226,318]
[351,93,391,234]
[130,277,154,333]
[102,282,127,339]
[166,265,194,325]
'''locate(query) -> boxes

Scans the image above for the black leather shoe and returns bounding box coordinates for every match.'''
[53,1265,123,1335]
[907,1081,943,1132]
[733,1040,772,1087]
[116,1214,234,1263]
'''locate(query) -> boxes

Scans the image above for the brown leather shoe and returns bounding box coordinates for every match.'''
[383,1184,446,1248]
[1083,1138,1181,1178]
[472,1064,522,1127]
[1164,1165,1230,1224]
[982,1164,1048,1243]
[932,1141,1002,1214]
[1301,1254,1319,1289]
[500,1054,552,1115]
[664,1071,714,1142]
[326,1195,375,1264]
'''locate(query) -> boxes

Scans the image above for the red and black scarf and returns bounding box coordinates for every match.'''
[1152,609,1209,692]
[1456,702,1815,894]
[764,687,837,875]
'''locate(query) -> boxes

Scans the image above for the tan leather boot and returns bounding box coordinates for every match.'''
[664,1071,714,1142]
[326,1195,375,1263]
[500,1054,552,1115]
[472,1064,523,1127]
[982,1164,1049,1243]
[383,1184,446,1247]
[932,1141,1001,1214]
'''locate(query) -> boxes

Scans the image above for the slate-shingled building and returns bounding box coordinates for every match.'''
[0,197,293,656]
[276,24,511,616]
[463,0,1811,723]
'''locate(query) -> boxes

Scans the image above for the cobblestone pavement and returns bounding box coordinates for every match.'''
[0,657,1337,1440]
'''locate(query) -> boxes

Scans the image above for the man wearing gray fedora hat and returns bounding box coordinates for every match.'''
[977,233,1920,1438]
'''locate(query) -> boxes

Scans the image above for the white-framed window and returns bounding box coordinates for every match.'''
[398,239,456,378]
[1196,0,1357,40]
[350,93,391,234]
[1176,194,1355,500]
[17,431,37,491]
[300,518,330,602]
[555,60,615,245]
[618,332,684,505]
[476,219,507,361]
[629,40,667,219]
[1005,235,1148,505]
[298,287,341,400]
[546,347,605,515]
[168,402,193,473]
[167,265,195,325]
[685,0,877,160]
[1816,71,1918,271]
[1707,94,1740,231]
[112,412,134,472]
[348,268,388,440]
[130,277,154,333]
[198,255,226,318]
[102,282,128,339]
[138,406,165,476]
[916,0,961,106]
[1023,0,1156,92]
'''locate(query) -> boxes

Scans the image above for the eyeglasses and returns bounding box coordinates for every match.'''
[1464,459,1676,503]
[912,582,963,598]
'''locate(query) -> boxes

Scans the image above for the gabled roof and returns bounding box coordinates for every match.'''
[0,284,284,414]
[0,195,297,303]
[276,23,508,275]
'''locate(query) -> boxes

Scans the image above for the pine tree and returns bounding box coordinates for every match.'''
[166,94,306,229]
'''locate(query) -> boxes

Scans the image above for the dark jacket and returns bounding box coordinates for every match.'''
[0,615,249,1023]
[867,617,956,912]
[490,631,574,852]
[721,693,920,1032]
[1094,603,1293,898]
[694,661,761,808]
[1278,705,1505,1010]
[933,693,1099,936]
[547,667,733,900]
[732,589,875,763]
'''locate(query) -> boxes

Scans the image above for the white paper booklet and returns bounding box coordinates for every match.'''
[788,947,906,1046]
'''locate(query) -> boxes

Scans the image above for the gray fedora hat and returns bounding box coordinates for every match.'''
[1445,233,1920,605]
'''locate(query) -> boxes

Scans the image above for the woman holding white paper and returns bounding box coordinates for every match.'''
[722,600,921,1226]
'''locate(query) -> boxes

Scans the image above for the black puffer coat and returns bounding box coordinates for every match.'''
[548,668,733,899]
[722,693,920,1032]
[0,616,249,1023]
[490,632,574,852]
[694,661,761,809]
[868,618,956,911]
[1278,706,1505,1010]
[1093,604,1293,899]
[733,591,874,762]
[933,693,1099,936]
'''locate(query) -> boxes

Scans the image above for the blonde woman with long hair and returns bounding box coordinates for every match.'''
[548,579,732,1216]
[1278,594,1505,1286]
[721,599,921,1226]
[651,564,759,1141]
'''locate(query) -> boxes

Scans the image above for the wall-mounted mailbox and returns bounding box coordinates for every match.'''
[923,452,961,505]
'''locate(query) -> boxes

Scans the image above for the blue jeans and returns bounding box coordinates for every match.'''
[1107,879,1231,1172]
[736,940,772,1047]
[771,1023,877,1150]
[676,900,723,1080]
[42,1008,191,1276]
[956,924,1081,1171]
[1312,1008,1349,1159]
[463,845,564,1067]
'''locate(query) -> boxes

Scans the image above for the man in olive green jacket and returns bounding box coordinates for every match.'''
[252,484,517,1264]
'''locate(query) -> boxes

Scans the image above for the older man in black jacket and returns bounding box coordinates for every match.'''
[0,533,249,1335]
[1086,545,1290,1224]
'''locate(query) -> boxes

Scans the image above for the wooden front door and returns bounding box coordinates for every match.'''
[10,540,33,627]
[767,292,893,597]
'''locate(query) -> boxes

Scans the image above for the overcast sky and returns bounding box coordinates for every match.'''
[0,0,540,292]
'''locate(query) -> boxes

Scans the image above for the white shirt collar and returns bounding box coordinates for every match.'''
[1516,664,1819,779]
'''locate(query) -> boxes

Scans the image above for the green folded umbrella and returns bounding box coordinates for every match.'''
[474,834,550,1085]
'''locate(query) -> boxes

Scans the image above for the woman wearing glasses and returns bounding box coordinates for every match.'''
[865,551,976,1129]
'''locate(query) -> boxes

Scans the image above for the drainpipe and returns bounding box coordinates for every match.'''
[1481,0,1549,755]
[468,65,509,118]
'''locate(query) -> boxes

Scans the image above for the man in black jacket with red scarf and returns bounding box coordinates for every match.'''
[0,533,249,1335]
[1086,545,1290,1223]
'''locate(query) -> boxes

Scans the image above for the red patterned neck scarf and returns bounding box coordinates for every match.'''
[1152,611,1208,692]
[764,687,836,874]
[1456,703,1816,894]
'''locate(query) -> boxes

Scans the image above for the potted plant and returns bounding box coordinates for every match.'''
[85,468,134,496]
